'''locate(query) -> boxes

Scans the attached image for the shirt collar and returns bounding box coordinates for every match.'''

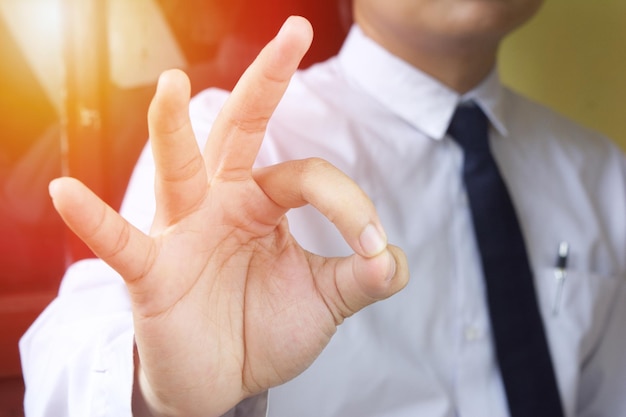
[337,25,509,140]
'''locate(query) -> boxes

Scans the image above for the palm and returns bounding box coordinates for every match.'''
[50,17,408,417]
[132,177,332,412]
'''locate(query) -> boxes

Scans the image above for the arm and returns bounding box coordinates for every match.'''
[48,16,408,417]
[19,260,135,417]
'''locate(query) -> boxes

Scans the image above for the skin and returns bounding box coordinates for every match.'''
[354,0,545,92]
[50,1,545,415]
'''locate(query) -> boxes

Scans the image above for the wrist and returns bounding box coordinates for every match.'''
[131,343,171,417]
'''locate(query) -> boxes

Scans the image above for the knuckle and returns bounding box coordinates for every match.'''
[160,154,204,183]
[87,210,132,265]
[106,221,131,260]
[230,110,271,136]
[149,101,190,137]
[303,157,332,170]
[299,157,334,180]
[262,64,290,86]
[298,158,331,197]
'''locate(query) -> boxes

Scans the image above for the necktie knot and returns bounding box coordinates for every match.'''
[447,103,489,152]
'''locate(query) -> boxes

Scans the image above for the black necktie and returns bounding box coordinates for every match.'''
[447,103,564,417]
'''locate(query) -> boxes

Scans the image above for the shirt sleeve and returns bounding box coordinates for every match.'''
[19,259,136,417]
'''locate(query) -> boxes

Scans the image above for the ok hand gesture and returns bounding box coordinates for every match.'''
[49,16,408,417]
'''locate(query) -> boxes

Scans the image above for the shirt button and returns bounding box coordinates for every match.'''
[464,325,482,342]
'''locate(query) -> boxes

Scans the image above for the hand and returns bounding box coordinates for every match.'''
[49,16,409,417]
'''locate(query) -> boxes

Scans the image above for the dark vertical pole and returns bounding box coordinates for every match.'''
[61,0,110,262]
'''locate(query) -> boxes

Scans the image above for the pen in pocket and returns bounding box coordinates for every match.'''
[552,241,569,316]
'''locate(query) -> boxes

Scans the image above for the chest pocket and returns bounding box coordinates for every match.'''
[534,267,621,368]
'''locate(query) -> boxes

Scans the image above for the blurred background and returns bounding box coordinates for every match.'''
[0,0,624,414]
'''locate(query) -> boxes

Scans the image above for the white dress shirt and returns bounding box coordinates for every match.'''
[21,25,626,417]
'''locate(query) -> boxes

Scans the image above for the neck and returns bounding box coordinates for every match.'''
[358,25,500,94]
[408,41,498,94]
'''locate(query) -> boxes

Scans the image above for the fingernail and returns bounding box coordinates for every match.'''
[360,224,387,257]
[385,251,397,282]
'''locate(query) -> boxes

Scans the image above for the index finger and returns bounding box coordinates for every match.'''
[203,16,313,179]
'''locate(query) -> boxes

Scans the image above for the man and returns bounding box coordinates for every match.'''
[21,0,626,416]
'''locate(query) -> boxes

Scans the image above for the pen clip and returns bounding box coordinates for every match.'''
[552,241,569,316]
[555,242,569,270]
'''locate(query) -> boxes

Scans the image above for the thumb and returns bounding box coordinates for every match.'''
[314,245,409,324]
